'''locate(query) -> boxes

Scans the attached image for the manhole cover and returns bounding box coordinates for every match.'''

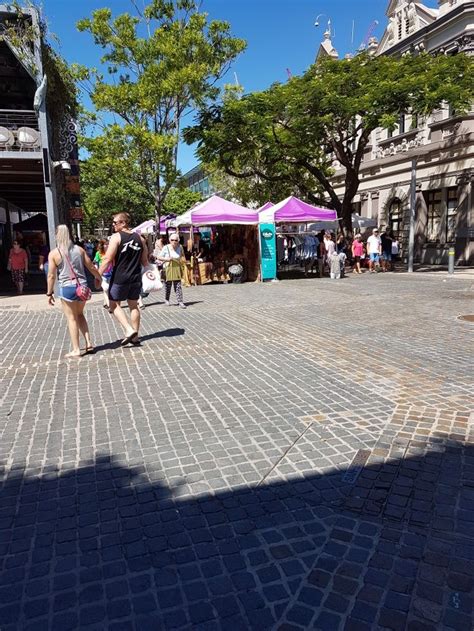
[457,314,474,322]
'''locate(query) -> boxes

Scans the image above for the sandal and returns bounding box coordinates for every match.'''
[84,346,95,354]
[121,331,138,346]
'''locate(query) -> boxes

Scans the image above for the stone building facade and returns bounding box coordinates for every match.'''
[329,0,474,265]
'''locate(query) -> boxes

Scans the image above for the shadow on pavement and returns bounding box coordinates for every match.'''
[140,328,185,343]
[143,300,203,309]
[0,441,473,630]
[93,329,185,354]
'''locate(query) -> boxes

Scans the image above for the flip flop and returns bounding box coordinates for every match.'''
[84,346,95,354]
[121,332,138,346]
[130,335,141,346]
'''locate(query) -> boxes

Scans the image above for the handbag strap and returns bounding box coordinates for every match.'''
[63,248,80,286]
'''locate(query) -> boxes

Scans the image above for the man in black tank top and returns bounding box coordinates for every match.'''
[99,212,148,345]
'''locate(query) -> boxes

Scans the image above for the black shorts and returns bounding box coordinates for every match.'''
[109,281,141,302]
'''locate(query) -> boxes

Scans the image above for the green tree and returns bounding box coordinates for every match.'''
[74,0,245,228]
[162,187,202,215]
[186,52,474,234]
[80,131,155,233]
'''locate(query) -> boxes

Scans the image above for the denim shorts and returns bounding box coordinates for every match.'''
[58,285,81,302]
[382,252,392,261]
[369,253,380,263]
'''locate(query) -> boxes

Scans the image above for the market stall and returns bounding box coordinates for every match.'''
[258,196,338,280]
[175,196,259,284]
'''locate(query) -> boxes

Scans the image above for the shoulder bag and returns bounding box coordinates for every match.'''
[64,250,91,301]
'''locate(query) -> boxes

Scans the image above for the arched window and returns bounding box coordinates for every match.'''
[389,198,403,239]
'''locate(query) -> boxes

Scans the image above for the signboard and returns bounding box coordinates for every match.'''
[259,222,277,280]
[69,205,84,222]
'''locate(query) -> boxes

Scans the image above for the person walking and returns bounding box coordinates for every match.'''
[94,239,113,310]
[380,228,394,272]
[158,233,186,308]
[46,225,101,359]
[351,234,365,274]
[38,237,49,277]
[323,232,336,275]
[367,228,382,273]
[8,240,29,294]
[99,212,148,345]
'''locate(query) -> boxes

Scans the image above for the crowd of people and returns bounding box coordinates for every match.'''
[296,226,399,278]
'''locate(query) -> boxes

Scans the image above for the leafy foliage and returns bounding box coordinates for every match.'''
[74,0,245,227]
[162,187,202,215]
[186,52,474,233]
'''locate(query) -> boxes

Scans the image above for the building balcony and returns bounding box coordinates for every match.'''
[0,109,41,152]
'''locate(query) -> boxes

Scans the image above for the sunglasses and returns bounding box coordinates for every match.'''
[170,238,178,242]
[112,220,123,225]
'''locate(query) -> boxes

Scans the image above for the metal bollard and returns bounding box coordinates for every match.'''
[448,248,455,275]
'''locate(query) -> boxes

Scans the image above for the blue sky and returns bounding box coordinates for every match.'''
[42,0,437,173]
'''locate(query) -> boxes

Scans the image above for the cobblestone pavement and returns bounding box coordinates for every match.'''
[1,273,473,631]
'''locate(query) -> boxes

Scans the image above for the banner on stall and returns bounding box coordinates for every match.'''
[259,223,277,280]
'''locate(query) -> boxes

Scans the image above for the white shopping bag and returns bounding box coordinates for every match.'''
[142,264,163,292]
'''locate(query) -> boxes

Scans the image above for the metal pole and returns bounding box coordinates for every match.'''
[448,247,455,275]
[407,157,417,273]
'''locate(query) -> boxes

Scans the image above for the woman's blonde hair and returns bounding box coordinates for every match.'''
[56,224,73,254]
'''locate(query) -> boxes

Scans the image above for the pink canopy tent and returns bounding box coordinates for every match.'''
[175,195,258,226]
[133,215,176,234]
[258,201,274,212]
[258,195,338,223]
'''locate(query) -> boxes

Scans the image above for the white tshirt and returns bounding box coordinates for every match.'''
[367,235,381,254]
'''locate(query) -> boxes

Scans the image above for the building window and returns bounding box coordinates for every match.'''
[389,198,402,239]
[425,190,442,242]
[352,201,361,215]
[398,114,405,135]
[446,187,458,242]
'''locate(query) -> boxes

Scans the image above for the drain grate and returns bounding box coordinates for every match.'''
[341,449,371,484]
[457,314,474,322]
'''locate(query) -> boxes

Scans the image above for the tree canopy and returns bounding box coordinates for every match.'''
[185,51,474,233]
[80,130,155,233]
[74,0,245,228]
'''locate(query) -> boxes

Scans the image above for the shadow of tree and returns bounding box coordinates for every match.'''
[0,442,473,630]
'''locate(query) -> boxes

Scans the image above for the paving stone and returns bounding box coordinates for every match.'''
[1,277,473,630]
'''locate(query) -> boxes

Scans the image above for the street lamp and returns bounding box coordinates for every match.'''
[314,13,326,27]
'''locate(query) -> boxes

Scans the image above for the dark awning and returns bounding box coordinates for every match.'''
[0,156,46,212]
[13,211,47,230]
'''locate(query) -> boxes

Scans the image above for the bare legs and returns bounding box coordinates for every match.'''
[109,300,137,339]
[61,300,92,357]
[128,300,141,338]
[77,302,93,350]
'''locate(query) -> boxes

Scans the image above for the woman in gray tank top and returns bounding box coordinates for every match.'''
[46,225,102,359]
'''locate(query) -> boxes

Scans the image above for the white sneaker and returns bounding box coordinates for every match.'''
[179,302,187,309]
[164,300,170,306]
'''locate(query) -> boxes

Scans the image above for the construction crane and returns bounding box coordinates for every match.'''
[358,20,379,52]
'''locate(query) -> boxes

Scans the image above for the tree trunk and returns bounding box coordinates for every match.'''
[341,199,354,237]
[340,171,360,237]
